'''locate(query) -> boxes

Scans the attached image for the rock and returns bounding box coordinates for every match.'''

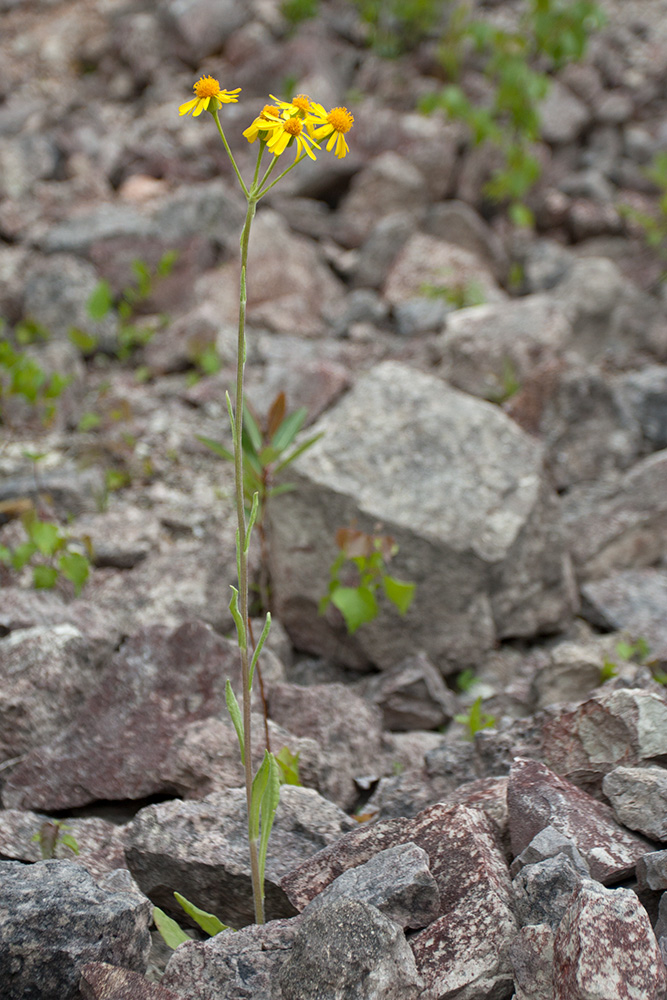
[268,362,577,675]
[74,505,163,569]
[125,786,355,928]
[383,233,505,307]
[563,450,667,580]
[80,962,184,1000]
[334,152,430,248]
[0,460,104,518]
[507,758,652,884]
[280,897,424,1000]
[553,881,667,999]
[539,79,592,144]
[0,623,106,762]
[267,682,385,810]
[393,296,449,337]
[0,860,151,1000]
[636,850,667,892]
[580,568,667,661]
[602,765,667,841]
[161,917,299,1000]
[2,621,277,810]
[0,808,128,881]
[513,854,588,930]
[542,688,667,793]
[615,365,667,450]
[531,639,604,709]
[0,586,123,651]
[358,652,458,731]
[510,825,590,879]
[161,0,251,61]
[423,200,508,281]
[436,295,571,402]
[305,842,440,930]
[351,211,419,290]
[509,924,555,1000]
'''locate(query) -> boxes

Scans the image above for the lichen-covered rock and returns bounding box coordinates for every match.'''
[0,861,151,1000]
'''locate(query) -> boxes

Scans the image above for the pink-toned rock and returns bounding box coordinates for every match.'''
[2,621,277,811]
[553,881,667,999]
[507,759,652,884]
[80,961,184,999]
[542,688,667,794]
[510,924,555,1000]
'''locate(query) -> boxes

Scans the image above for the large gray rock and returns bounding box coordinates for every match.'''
[580,567,667,661]
[0,861,151,1000]
[602,765,667,841]
[268,362,577,674]
[279,897,424,1000]
[125,786,355,928]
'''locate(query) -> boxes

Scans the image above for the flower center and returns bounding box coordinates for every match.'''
[327,107,354,133]
[261,105,279,118]
[292,94,310,113]
[193,75,221,98]
[283,118,303,136]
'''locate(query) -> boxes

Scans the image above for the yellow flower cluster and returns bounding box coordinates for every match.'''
[179,75,241,117]
[243,93,354,160]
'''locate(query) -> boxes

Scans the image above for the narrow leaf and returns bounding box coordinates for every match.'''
[229,586,246,649]
[242,402,263,454]
[257,753,281,891]
[87,280,113,321]
[250,753,270,842]
[266,391,286,439]
[245,492,260,554]
[273,432,324,474]
[153,906,190,950]
[226,391,236,438]
[249,612,271,690]
[271,408,307,451]
[225,679,244,765]
[174,892,229,936]
[196,435,234,462]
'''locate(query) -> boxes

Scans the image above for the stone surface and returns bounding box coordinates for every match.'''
[580,568,667,661]
[358,652,458,731]
[161,917,298,1000]
[636,849,667,892]
[2,621,278,810]
[125,786,355,928]
[513,854,588,930]
[0,861,151,1000]
[267,681,385,809]
[279,897,424,1000]
[602,765,667,841]
[553,880,667,999]
[507,758,652,884]
[79,962,184,1000]
[383,232,505,307]
[268,362,577,675]
[510,825,590,879]
[305,842,440,930]
[509,924,555,1000]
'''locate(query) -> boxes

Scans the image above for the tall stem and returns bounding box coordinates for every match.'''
[235,194,264,925]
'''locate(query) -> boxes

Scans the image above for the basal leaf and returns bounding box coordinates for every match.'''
[153,906,190,950]
[174,892,229,936]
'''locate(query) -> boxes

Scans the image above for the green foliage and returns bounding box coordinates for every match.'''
[599,636,652,684]
[484,358,522,405]
[153,892,232,951]
[0,323,71,427]
[454,695,496,740]
[281,0,320,25]
[319,527,416,634]
[31,820,79,860]
[275,746,302,785]
[620,152,667,284]
[419,277,485,309]
[0,509,90,595]
[423,0,604,221]
[455,668,478,693]
[69,250,178,362]
[351,0,446,57]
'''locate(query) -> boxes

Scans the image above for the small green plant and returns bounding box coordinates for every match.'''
[154,892,232,950]
[454,695,496,740]
[599,636,652,684]
[422,0,605,224]
[198,391,323,611]
[419,277,485,309]
[352,0,446,57]
[319,527,416,634]
[281,0,320,26]
[275,745,302,785]
[31,820,80,860]
[0,322,71,427]
[69,251,178,362]
[0,509,90,595]
[455,668,478,693]
[484,358,522,405]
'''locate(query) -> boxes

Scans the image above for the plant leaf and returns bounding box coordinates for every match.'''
[196,435,234,462]
[257,752,281,891]
[87,280,113,321]
[29,520,62,557]
[331,585,378,634]
[271,407,307,451]
[249,753,270,842]
[266,391,286,439]
[59,551,89,596]
[33,564,58,589]
[382,575,416,616]
[273,432,324,474]
[225,679,244,765]
[174,892,229,936]
[153,906,191,950]
[275,746,301,786]
[249,612,271,690]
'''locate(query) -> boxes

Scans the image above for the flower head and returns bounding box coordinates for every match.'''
[263,116,320,161]
[243,104,282,144]
[270,93,312,118]
[311,104,354,158]
[179,75,241,118]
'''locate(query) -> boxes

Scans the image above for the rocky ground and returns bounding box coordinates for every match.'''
[1,0,667,998]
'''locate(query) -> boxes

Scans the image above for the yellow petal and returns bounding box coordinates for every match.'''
[192,97,208,117]
[178,98,198,115]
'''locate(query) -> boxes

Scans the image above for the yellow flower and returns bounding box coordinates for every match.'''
[179,75,241,117]
[311,104,354,158]
[263,117,320,161]
[242,105,281,143]
[270,93,312,118]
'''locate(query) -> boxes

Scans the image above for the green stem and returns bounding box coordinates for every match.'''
[211,108,249,198]
[235,194,264,925]
[257,153,308,198]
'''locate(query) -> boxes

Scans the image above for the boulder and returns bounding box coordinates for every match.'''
[268,362,577,674]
